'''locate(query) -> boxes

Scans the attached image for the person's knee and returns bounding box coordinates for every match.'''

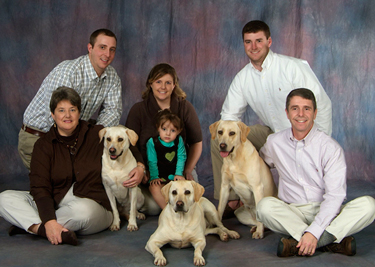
[0,190,21,209]
[67,200,103,222]
[256,196,276,221]
[358,195,375,219]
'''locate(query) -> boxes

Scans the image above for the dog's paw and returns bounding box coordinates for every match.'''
[127,224,139,232]
[219,232,229,242]
[109,224,120,231]
[227,230,240,239]
[251,227,264,239]
[137,212,146,220]
[154,256,167,266]
[194,256,205,266]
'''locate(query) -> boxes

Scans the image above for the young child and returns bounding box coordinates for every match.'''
[147,109,187,209]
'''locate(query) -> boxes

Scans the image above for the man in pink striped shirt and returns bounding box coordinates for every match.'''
[257,88,375,257]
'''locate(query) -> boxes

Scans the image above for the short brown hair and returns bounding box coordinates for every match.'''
[156,109,183,132]
[89,29,117,47]
[142,63,186,100]
[50,86,81,114]
[286,88,317,111]
[242,20,271,40]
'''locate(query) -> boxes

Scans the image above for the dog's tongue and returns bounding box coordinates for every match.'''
[110,155,118,160]
[220,151,229,158]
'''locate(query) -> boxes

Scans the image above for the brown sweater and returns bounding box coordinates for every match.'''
[125,92,202,168]
[29,120,111,224]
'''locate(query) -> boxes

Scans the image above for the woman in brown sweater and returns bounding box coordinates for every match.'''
[125,63,203,214]
[0,87,115,245]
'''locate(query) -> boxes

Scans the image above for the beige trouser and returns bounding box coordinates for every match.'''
[18,128,41,170]
[210,124,273,200]
[0,185,113,235]
[256,196,375,243]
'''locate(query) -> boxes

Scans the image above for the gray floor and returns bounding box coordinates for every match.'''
[1,175,375,267]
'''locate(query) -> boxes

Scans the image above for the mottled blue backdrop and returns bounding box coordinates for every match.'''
[1,0,375,185]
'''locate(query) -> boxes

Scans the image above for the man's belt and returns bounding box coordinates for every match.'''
[22,124,46,137]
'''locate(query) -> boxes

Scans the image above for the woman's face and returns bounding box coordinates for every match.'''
[151,74,175,104]
[51,100,80,136]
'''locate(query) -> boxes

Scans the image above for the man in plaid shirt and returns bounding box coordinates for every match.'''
[18,29,122,169]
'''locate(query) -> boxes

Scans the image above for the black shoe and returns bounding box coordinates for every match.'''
[8,225,28,236]
[277,237,299,257]
[320,236,356,256]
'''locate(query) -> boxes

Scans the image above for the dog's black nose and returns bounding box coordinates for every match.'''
[220,143,227,150]
[176,201,184,211]
[109,147,116,154]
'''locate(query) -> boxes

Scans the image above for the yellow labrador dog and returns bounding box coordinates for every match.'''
[146,180,240,266]
[209,120,277,239]
[99,125,145,232]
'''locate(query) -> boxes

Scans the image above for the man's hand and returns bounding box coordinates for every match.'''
[297,232,318,256]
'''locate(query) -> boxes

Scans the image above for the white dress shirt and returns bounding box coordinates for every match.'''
[221,50,332,135]
[259,124,347,239]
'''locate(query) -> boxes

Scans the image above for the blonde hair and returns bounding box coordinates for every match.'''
[142,63,186,100]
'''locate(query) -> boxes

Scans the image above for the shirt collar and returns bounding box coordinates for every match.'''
[288,123,318,146]
[250,49,274,72]
[84,54,107,81]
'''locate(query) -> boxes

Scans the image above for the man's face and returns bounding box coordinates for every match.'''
[243,31,272,69]
[88,34,116,77]
[286,96,317,140]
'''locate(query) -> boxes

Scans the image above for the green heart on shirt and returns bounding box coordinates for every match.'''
[165,151,175,162]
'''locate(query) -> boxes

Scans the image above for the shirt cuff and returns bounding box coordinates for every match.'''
[305,221,325,240]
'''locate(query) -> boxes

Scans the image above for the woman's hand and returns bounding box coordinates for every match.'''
[45,220,69,245]
[184,171,194,181]
[174,175,185,181]
[123,164,146,188]
[150,178,164,186]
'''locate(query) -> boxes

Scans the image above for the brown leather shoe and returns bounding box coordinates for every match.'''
[277,237,299,257]
[320,236,356,256]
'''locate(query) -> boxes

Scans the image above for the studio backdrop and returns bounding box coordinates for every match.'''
[1,0,375,186]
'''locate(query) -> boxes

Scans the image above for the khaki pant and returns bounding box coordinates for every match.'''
[256,196,375,243]
[18,128,41,170]
[0,185,113,235]
[210,124,273,200]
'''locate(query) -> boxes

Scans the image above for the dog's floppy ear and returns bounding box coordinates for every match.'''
[98,128,107,143]
[126,128,139,146]
[209,121,221,140]
[237,121,250,143]
[191,181,205,202]
[161,182,173,204]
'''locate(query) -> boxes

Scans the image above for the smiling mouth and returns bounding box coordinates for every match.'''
[110,150,123,160]
[219,146,234,158]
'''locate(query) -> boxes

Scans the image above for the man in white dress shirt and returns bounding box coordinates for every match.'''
[257,88,375,257]
[211,20,332,214]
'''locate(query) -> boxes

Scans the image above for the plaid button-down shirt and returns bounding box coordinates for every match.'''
[23,54,122,132]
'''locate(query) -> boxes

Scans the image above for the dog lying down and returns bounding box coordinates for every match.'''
[99,125,145,232]
[146,180,240,266]
[209,120,277,239]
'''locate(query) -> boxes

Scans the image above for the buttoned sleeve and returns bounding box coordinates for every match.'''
[304,140,347,239]
[259,135,276,169]
[29,138,57,224]
[146,138,159,181]
[220,71,249,121]
[175,135,187,176]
